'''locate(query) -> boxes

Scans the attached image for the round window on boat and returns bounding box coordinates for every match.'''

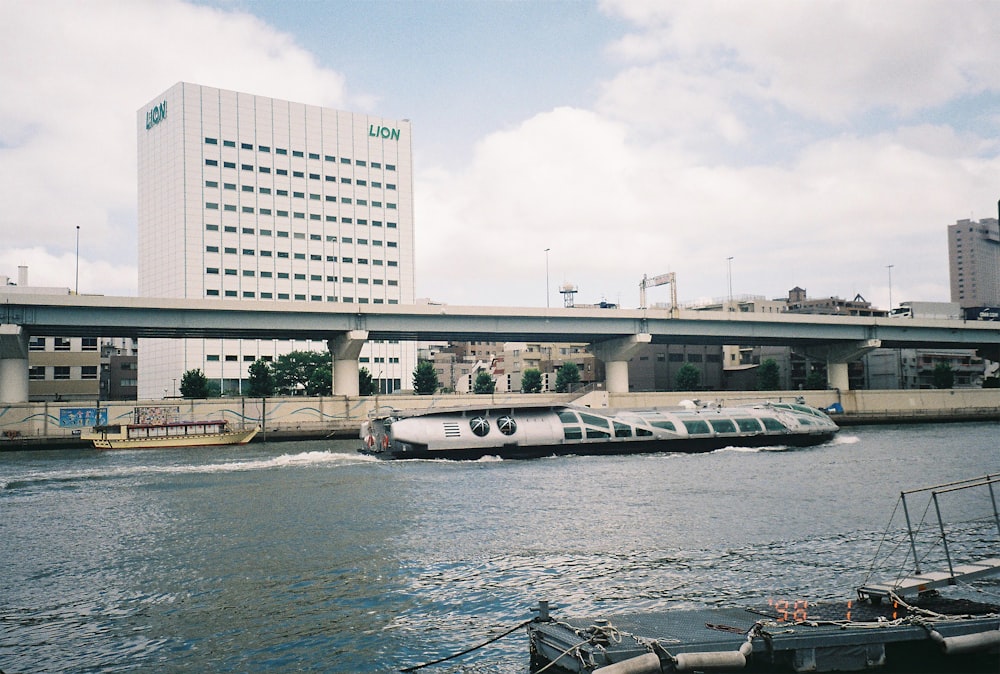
[497,415,517,435]
[470,416,490,437]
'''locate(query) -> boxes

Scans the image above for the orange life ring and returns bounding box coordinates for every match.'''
[382,434,390,449]
[366,434,375,448]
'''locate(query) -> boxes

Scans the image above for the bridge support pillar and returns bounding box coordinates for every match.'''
[805,339,881,391]
[328,330,369,396]
[589,334,652,393]
[0,325,30,403]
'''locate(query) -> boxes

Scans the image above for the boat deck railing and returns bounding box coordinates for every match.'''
[857,474,1000,602]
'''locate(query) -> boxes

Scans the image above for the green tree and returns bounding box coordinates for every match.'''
[359,367,377,396]
[272,350,331,395]
[179,368,210,398]
[804,370,827,390]
[412,360,440,395]
[932,362,954,389]
[521,368,543,393]
[757,359,781,391]
[555,361,581,393]
[247,359,275,397]
[675,363,700,391]
[305,361,332,395]
[473,370,495,394]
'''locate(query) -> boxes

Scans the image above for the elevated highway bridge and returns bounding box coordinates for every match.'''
[2,292,998,402]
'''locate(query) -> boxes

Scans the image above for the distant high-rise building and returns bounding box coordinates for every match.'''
[136,82,415,399]
[948,212,1000,309]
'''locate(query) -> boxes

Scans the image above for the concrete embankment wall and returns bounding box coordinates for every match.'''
[1,389,997,449]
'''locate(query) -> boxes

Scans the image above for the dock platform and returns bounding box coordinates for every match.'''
[527,596,1000,673]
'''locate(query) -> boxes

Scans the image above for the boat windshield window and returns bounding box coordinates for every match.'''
[735,418,762,433]
[586,428,610,439]
[799,417,814,425]
[682,420,711,435]
[558,410,579,424]
[563,426,582,440]
[636,427,653,437]
[651,420,676,431]
[761,417,787,431]
[613,421,632,438]
[709,419,737,434]
[579,412,610,429]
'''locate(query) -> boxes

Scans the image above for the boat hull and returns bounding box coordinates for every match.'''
[361,431,836,461]
[84,427,259,450]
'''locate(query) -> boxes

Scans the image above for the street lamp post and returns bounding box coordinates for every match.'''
[727,256,734,311]
[887,264,894,312]
[75,226,80,295]
[545,248,550,308]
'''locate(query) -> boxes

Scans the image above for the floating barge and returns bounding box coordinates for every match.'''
[527,596,999,673]
[527,475,1000,672]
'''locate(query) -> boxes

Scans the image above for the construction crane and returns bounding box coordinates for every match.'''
[639,272,678,317]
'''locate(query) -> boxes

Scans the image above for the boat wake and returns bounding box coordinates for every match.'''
[1,450,376,493]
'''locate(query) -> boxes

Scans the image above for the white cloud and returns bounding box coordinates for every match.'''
[0,0,356,294]
[600,0,1000,122]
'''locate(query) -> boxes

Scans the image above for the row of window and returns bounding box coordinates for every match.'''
[204,137,398,172]
[206,202,398,215]
[203,164,397,190]
[28,366,99,380]
[29,337,98,351]
[204,290,399,304]
[206,223,397,236]
[205,203,398,219]
[206,252,398,266]
[207,265,399,276]
[203,353,401,365]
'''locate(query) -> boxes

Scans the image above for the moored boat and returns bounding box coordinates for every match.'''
[359,400,838,460]
[82,417,258,449]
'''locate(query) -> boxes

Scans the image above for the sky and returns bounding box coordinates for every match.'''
[2,0,998,310]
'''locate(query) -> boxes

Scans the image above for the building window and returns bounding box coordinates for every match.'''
[82,337,98,351]
[29,366,45,380]
[53,366,71,380]
[205,137,218,145]
[54,337,71,351]
[81,366,98,380]
[205,159,218,167]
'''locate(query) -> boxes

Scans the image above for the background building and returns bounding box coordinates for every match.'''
[948,215,1000,308]
[4,267,134,401]
[137,83,416,398]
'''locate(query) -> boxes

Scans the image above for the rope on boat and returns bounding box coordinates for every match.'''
[532,620,626,674]
[399,618,535,672]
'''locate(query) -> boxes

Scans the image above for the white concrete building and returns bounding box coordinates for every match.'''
[137,83,416,398]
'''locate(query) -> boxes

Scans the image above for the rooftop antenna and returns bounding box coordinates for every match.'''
[560,282,578,308]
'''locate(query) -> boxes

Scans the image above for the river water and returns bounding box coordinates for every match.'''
[1,422,998,673]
